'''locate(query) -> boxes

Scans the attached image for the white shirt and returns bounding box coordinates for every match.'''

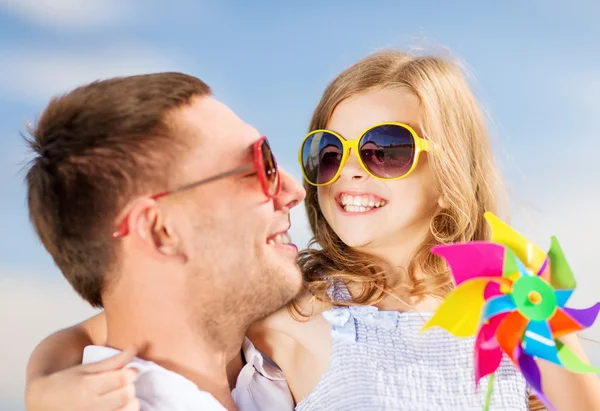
[82,338,294,411]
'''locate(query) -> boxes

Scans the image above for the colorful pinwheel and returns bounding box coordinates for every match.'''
[421,212,600,411]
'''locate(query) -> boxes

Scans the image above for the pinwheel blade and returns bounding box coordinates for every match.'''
[514,255,534,278]
[548,308,585,339]
[482,294,516,322]
[502,247,520,278]
[554,289,574,308]
[562,303,600,329]
[547,236,576,289]
[516,347,555,411]
[557,341,600,373]
[523,320,561,365]
[483,281,503,300]
[421,278,491,337]
[536,256,551,281]
[475,313,507,384]
[431,242,505,285]
[484,212,547,274]
[496,310,529,362]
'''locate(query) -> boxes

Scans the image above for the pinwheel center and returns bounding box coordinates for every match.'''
[511,276,557,321]
[528,291,542,305]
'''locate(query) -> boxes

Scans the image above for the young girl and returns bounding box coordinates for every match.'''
[25,50,600,410]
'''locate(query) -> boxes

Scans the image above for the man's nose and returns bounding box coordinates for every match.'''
[274,168,306,210]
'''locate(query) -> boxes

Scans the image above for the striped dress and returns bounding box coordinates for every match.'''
[295,281,529,411]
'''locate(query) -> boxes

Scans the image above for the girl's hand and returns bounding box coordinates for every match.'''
[25,346,140,411]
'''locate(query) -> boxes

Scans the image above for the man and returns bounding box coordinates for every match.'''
[24,73,305,410]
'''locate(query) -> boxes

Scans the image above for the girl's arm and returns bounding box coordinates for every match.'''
[540,334,600,410]
[25,312,140,411]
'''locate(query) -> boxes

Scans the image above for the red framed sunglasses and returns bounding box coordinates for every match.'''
[113,136,281,238]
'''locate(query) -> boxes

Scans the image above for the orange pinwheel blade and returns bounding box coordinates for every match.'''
[496,310,529,363]
[549,308,584,339]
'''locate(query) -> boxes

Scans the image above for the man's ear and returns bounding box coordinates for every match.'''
[148,209,183,258]
[126,199,186,260]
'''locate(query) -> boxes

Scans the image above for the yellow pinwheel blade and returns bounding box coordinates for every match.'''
[484,212,547,274]
[421,278,492,337]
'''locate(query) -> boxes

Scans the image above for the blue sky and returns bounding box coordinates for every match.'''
[1,1,599,410]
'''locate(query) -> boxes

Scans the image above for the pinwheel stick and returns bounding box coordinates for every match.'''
[483,373,495,411]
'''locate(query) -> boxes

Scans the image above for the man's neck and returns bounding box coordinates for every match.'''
[104,296,245,410]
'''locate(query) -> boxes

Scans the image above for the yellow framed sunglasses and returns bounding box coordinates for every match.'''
[298,122,435,186]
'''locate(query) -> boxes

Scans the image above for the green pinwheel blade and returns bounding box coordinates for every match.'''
[557,341,600,373]
[548,237,576,290]
[502,247,519,278]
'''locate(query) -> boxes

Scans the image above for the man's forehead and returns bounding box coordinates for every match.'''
[181,96,260,150]
[175,96,260,174]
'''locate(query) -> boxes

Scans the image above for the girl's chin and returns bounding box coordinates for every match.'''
[335,233,375,249]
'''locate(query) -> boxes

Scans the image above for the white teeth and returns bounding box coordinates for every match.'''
[268,231,292,245]
[340,193,388,213]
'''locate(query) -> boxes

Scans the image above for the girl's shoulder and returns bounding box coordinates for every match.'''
[246,290,333,402]
[248,289,331,340]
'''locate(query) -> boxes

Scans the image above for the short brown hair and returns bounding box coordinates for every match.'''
[24,72,211,307]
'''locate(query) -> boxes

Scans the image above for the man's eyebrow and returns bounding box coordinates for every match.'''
[236,142,257,177]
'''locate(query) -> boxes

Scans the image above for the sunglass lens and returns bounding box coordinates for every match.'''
[301,132,344,185]
[261,139,280,196]
[359,124,415,178]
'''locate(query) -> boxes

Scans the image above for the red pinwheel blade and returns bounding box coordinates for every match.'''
[475,313,508,385]
[496,310,528,363]
[516,346,555,411]
[431,242,505,286]
[483,281,503,301]
[549,308,585,339]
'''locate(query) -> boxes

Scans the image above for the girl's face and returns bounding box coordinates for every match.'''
[317,88,440,254]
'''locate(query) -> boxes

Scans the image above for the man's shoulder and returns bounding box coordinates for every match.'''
[83,346,227,411]
[134,368,226,411]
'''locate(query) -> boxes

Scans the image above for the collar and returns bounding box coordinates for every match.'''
[241,337,286,381]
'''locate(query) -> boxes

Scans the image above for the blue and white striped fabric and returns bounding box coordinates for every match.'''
[295,281,529,411]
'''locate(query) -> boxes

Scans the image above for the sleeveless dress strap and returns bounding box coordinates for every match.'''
[323,279,355,342]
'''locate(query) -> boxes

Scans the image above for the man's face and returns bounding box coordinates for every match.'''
[168,96,306,327]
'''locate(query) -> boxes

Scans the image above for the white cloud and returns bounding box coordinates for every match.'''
[0,43,183,103]
[0,271,100,410]
[0,0,131,30]
[511,196,599,316]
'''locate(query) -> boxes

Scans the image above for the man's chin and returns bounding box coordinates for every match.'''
[267,265,303,306]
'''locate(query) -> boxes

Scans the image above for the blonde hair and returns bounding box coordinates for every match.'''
[296,49,506,306]
[293,48,544,410]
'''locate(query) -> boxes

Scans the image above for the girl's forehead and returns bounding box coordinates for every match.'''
[327,88,421,137]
